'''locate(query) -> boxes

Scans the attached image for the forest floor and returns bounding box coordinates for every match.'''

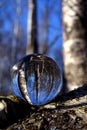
[0,84,87,130]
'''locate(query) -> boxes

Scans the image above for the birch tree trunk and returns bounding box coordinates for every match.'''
[26,0,38,54]
[63,0,87,91]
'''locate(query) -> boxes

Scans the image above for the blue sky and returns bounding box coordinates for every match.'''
[0,0,63,71]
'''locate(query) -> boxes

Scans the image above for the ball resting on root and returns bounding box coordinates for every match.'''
[11,54,62,106]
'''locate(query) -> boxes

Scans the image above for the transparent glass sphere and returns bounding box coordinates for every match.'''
[11,54,62,106]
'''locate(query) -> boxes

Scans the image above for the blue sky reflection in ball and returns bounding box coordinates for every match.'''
[11,54,62,106]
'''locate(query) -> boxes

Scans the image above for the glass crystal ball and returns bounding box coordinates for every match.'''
[11,54,62,106]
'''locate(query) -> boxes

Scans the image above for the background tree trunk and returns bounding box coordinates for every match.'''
[11,0,21,65]
[63,0,87,91]
[26,0,38,54]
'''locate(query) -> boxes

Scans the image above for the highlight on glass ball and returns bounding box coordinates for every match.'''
[11,54,62,106]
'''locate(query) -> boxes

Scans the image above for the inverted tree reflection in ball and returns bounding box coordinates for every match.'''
[11,54,62,106]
